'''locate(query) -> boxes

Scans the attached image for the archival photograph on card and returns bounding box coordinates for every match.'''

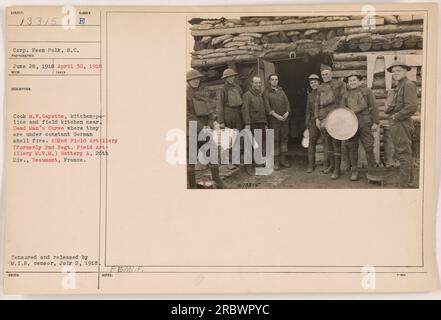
[186,14,424,189]
[3,3,437,294]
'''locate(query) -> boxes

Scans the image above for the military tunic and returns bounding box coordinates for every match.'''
[264,86,290,156]
[186,85,214,135]
[314,78,347,158]
[242,88,267,164]
[242,88,267,126]
[314,78,346,121]
[385,76,418,186]
[343,86,379,170]
[186,85,216,165]
[217,82,244,130]
[305,88,320,146]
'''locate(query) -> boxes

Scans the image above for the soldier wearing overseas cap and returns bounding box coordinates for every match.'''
[305,74,321,173]
[314,64,347,179]
[385,60,418,187]
[217,68,244,169]
[342,71,379,181]
[186,69,226,188]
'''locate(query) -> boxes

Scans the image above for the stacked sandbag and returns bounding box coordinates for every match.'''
[189,15,424,167]
[190,15,424,69]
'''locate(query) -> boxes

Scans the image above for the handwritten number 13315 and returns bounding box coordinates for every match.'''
[19,16,57,26]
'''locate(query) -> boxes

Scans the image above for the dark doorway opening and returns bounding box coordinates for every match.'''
[274,55,324,156]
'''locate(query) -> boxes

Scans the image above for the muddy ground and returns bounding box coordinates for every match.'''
[195,154,419,189]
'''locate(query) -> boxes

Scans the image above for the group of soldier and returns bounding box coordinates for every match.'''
[305,64,379,182]
[187,59,418,189]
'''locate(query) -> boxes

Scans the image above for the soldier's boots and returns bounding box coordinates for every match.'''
[366,152,377,173]
[331,154,341,180]
[245,164,255,176]
[210,166,227,189]
[349,151,359,181]
[280,153,291,168]
[399,161,413,188]
[274,156,280,171]
[188,165,207,189]
[350,170,359,181]
[408,166,416,187]
[306,148,316,173]
[227,149,238,170]
[321,151,328,173]
[322,152,335,174]
[306,162,315,173]
[187,165,197,188]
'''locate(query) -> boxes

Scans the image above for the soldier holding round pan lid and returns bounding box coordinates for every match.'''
[314,64,346,180]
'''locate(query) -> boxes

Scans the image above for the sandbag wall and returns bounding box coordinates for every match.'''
[190,15,424,69]
[189,15,424,167]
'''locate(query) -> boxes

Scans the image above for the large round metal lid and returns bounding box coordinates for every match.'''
[325,107,358,140]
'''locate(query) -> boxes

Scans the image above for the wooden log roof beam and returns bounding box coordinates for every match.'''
[191,18,385,37]
[333,50,422,61]
[344,23,423,35]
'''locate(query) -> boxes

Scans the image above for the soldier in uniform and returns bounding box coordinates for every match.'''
[242,76,267,175]
[342,71,379,181]
[186,69,225,188]
[217,68,244,169]
[305,74,321,173]
[385,60,418,187]
[314,64,347,180]
[263,74,291,170]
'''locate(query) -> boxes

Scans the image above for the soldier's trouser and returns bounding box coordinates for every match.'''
[345,125,376,171]
[269,118,289,156]
[186,137,200,188]
[228,135,244,165]
[221,109,244,165]
[187,135,219,188]
[221,118,244,164]
[331,137,342,171]
[224,106,244,130]
[390,118,414,186]
[323,128,342,172]
[344,134,359,172]
[187,164,196,188]
[250,123,267,165]
[307,119,321,165]
[322,129,335,167]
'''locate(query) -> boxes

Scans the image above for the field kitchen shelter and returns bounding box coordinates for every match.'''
[188,15,424,167]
